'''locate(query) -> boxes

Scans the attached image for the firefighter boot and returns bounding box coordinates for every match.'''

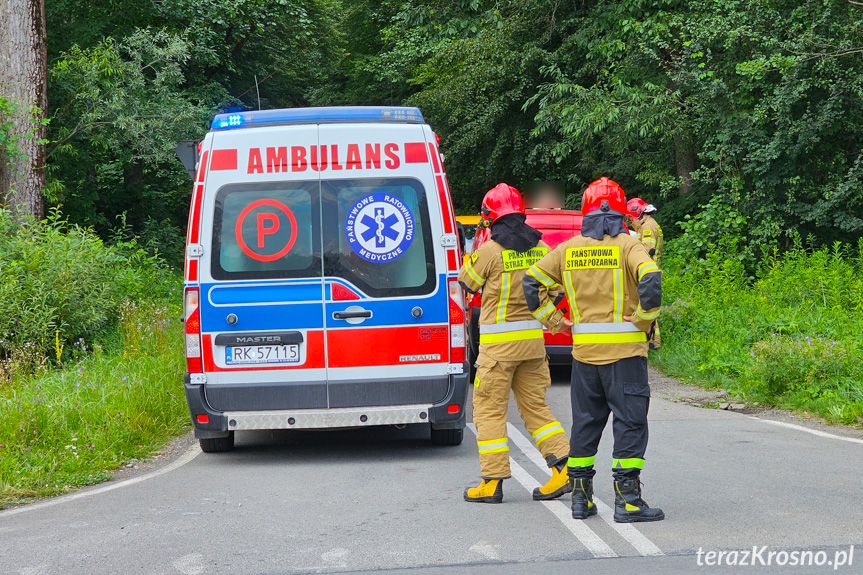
[464,479,503,503]
[533,458,572,501]
[613,478,665,523]
[533,460,572,501]
[571,478,598,519]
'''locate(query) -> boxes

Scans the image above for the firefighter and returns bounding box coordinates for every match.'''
[625,198,663,265]
[459,183,571,504]
[626,198,663,349]
[523,177,665,523]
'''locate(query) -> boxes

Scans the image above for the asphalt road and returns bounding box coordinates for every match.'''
[2,367,863,575]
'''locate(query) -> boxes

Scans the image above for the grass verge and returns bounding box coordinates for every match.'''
[652,241,863,426]
[0,302,188,508]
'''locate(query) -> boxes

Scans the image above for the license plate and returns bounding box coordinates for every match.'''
[226,345,300,365]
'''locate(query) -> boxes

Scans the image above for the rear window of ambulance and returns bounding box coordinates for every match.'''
[323,178,435,298]
[211,182,321,280]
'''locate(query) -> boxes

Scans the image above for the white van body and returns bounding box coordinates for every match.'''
[182,107,469,452]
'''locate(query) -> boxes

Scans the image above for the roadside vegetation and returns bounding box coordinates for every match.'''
[1,0,863,505]
[0,210,187,507]
[655,237,863,426]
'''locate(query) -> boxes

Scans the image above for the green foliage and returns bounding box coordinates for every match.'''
[44,1,340,264]
[654,239,863,425]
[528,0,863,246]
[0,97,21,165]
[0,208,177,361]
[48,30,217,239]
[341,0,574,210]
[0,302,187,507]
[671,195,767,268]
[34,0,863,250]
[0,98,50,172]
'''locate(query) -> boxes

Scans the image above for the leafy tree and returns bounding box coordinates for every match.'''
[48,30,216,236]
[44,0,343,264]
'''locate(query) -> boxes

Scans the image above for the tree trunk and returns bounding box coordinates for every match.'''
[673,132,695,196]
[0,0,47,219]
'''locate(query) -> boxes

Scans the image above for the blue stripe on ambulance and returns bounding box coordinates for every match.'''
[207,281,324,306]
[325,274,448,328]
[200,282,325,331]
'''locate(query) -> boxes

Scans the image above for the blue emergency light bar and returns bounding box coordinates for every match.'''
[210,106,425,130]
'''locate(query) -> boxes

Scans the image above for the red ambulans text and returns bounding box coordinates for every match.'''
[247,143,401,174]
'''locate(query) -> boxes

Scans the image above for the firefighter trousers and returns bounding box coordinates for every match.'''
[567,356,650,481]
[472,355,570,480]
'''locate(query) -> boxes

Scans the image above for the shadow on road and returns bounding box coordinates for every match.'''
[208,423,457,464]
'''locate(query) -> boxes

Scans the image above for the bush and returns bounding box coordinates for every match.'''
[653,238,863,425]
[0,208,179,363]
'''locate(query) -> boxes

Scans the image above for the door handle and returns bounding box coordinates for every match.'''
[333,310,372,320]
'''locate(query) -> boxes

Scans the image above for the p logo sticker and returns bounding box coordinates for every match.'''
[235,199,298,262]
[345,193,414,263]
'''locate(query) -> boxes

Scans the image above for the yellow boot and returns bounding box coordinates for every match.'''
[464,479,503,503]
[532,465,572,500]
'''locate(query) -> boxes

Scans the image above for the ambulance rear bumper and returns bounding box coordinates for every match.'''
[184,368,468,437]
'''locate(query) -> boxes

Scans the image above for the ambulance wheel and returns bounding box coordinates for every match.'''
[430,427,463,446]
[199,432,234,453]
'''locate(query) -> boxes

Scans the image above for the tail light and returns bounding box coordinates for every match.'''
[184,287,203,373]
[448,278,466,363]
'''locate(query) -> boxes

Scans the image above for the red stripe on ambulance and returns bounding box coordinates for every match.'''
[210,149,238,171]
[428,143,440,172]
[195,150,209,183]
[187,260,199,282]
[189,184,204,244]
[185,173,206,282]
[327,326,448,368]
[201,331,326,372]
[404,142,429,163]
[436,176,453,234]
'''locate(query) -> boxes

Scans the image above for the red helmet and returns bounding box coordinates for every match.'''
[480,183,524,227]
[581,177,627,216]
[626,197,649,219]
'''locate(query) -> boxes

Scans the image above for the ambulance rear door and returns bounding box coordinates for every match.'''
[197,125,327,411]
[320,123,451,408]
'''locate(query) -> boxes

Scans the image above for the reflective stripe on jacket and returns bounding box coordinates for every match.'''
[522,231,661,365]
[458,240,551,361]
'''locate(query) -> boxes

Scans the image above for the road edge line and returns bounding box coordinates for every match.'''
[466,424,616,558]
[506,422,664,557]
[0,442,201,519]
[750,417,863,445]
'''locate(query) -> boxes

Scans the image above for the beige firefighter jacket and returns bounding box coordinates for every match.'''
[523,232,661,365]
[637,215,663,265]
[459,239,551,362]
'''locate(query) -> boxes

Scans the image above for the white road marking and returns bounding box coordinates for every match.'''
[752,417,863,445]
[321,547,349,568]
[172,553,205,575]
[468,541,500,560]
[506,422,664,557]
[0,443,201,519]
[467,424,615,558]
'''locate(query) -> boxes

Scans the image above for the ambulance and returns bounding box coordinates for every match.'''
[183,107,468,452]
